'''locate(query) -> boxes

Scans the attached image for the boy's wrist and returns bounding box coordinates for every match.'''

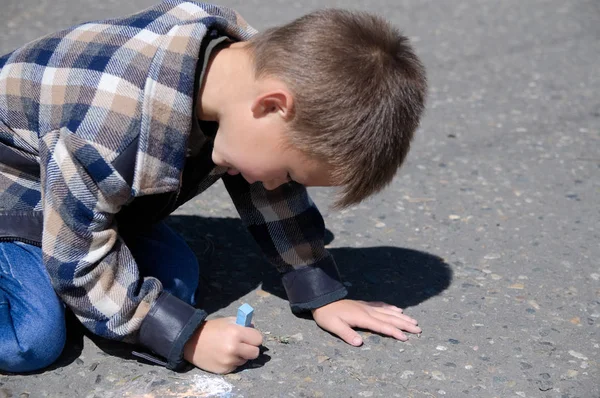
[183,323,204,366]
[139,292,208,370]
[281,259,348,313]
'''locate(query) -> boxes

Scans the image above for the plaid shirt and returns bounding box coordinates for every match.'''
[0,0,347,356]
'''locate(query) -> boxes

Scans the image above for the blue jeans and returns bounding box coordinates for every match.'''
[0,222,199,373]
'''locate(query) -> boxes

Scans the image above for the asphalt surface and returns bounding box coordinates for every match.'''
[1,1,599,397]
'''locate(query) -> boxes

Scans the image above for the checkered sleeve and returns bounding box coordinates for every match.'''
[39,127,162,342]
[0,0,261,369]
[222,174,348,312]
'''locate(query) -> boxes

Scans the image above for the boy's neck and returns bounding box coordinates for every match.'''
[196,41,253,122]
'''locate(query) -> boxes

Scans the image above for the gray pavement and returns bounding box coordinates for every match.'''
[1,0,599,397]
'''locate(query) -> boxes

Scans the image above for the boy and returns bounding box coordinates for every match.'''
[0,1,426,374]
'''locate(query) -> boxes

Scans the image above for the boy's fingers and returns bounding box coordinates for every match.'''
[367,302,404,313]
[353,316,408,341]
[370,312,422,334]
[238,343,261,360]
[372,308,419,326]
[231,357,248,369]
[240,327,264,347]
[326,317,363,346]
[218,357,247,374]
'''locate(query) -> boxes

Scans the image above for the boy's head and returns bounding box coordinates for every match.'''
[209,9,427,208]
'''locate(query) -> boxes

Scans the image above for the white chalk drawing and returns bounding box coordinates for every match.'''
[98,373,240,398]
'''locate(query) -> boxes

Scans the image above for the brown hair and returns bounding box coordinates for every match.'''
[247,9,427,208]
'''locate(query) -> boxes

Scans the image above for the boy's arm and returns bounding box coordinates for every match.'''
[39,129,206,370]
[222,174,348,312]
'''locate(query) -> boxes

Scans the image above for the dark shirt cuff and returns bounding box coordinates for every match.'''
[281,259,348,313]
[139,292,207,370]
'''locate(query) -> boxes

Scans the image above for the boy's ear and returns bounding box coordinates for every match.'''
[251,89,294,121]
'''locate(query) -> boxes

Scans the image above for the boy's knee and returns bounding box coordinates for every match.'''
[0,303,66,373]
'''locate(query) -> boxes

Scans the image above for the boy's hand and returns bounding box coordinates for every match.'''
[184,317,263,374]
[311,300,421,346]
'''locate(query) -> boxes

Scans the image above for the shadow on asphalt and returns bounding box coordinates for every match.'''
[43,214,452,372]
[166,215,453,313]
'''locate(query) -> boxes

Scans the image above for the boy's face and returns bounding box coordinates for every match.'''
[204,61,334,190]
[202,46,333,190]
[212,112,331,190]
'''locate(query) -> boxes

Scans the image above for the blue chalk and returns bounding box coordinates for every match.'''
[236,303,254,327]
